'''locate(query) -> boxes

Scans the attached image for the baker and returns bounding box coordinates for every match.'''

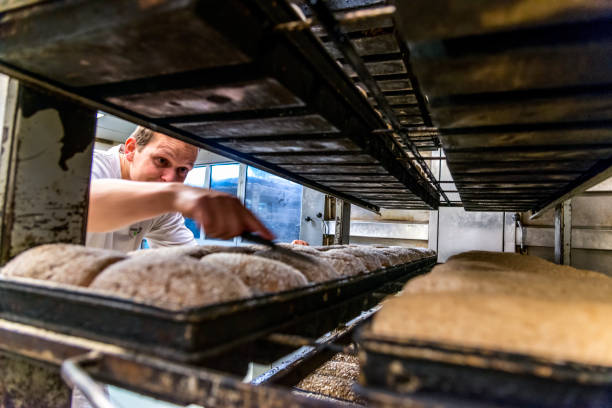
[75,126,274,407]
[86,125,274,251]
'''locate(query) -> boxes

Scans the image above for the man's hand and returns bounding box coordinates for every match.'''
[88,179,274,240]
[173,186,274,240]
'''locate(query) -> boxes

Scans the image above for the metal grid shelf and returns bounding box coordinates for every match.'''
[393,0,612,215]
[0,0,441,211]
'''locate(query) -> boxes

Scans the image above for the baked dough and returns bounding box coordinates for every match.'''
[202,253,308,294]
[128,244,262,259]
[340,247,384,272]
[371,293,612,366]
[128,245,214,259]
[319,249,368,276]
[90,255,251,310]
[1,244,126,287]
[253,250,339,282]
[372,251,612,365]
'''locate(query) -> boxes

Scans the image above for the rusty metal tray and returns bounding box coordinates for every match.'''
[356,330,612,408]
[0,257,435,363]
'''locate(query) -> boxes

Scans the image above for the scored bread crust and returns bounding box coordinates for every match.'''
[1,244,126,287]
[253,250,338,283]
[90,255,251,310]
[202,253,308,294]
[340,247,384,272]
[319,249,368,276]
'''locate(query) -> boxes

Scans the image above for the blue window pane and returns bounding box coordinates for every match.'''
[184,166,207,237]
[184,217,201,239]
[184,166,207,188]
[245,166,302,243]
[207,164,240,242]
[210,164,239,196]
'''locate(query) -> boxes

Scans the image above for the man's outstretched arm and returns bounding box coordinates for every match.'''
[88,179,274,240]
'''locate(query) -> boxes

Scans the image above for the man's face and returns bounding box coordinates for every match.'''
[126,133,198,183]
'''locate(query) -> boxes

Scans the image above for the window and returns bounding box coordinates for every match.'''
[245,166,302,242]
[210,163,240,196]
[183,166,207,239]
[182,162,303,244]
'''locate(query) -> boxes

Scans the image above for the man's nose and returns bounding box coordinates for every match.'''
[160,169,180,182]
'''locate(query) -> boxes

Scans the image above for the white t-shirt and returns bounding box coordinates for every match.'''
[85,145,196,252]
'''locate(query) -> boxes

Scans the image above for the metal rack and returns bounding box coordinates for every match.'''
[0,0,442,211]
[393,0,612,215]
[0,258,436,407]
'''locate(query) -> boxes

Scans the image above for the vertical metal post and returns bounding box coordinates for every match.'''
[0,78,95,407]
[0,79,96,264]
[235,163,248,245]
[554,200,572,265]
[563,199,572,265]
[333,199,351,244]
[428,211,438,253]
[299,187,325,246]
[554,204,563,264]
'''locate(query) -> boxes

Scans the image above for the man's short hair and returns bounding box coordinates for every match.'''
[129,126,156,149]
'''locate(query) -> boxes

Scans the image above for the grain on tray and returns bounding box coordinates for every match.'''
[330,353,360,365]
[1,244,126,287]
[296,374,359,402]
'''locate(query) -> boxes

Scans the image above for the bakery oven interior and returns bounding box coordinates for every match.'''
[2,0,612,407]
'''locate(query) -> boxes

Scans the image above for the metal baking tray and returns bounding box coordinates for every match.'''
[356,330,612,408]
[0,257,435,363]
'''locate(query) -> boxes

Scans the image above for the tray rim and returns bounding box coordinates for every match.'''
[357,328,612,385]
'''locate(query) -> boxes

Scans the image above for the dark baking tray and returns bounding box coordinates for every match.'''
[0,257,435,363]
[357,330,612,408]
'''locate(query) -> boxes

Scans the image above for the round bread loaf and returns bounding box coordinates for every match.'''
[90,255,251,310]
[319,249,367,276]
[276,243,321,255]
[340,247,384,272]
[128,244,261,260]
[128,245,214,259]
[312,245,349,251]
[376,248,404,266]
[1,244,126,287]
[202,253,308,294]
[253,249,338,283]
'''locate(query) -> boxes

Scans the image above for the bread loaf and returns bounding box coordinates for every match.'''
[372,251,612,365]
[253,250,338,282]
[202,253,308,294]
[1,244,125,287]
[90,255,251,310]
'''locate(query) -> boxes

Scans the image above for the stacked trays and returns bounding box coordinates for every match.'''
[393,0,612,213]
[0,0,440,211]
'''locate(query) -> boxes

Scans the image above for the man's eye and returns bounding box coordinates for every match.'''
[155,157,169,166]
[178,168,189,176]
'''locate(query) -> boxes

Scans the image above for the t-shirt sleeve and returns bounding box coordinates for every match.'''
[145,212,197,248]
[90,151,116,180]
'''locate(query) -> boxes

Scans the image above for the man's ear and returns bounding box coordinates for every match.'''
[124,137,137,162]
